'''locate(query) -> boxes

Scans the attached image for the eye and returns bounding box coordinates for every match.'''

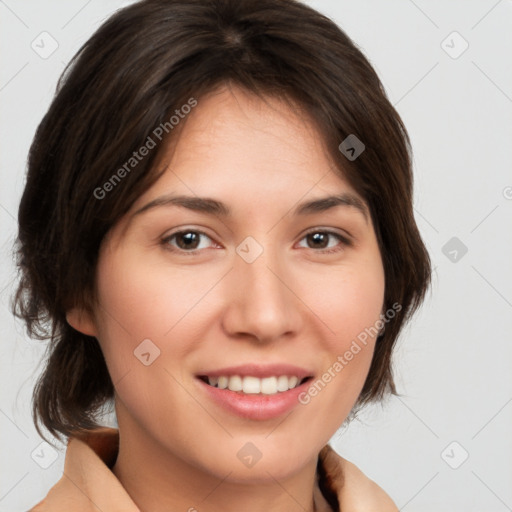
[162,229,218,253]
[296,230,351,254]
[161,228,350,255]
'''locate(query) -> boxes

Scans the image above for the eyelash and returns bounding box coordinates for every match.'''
[161,228,351,256]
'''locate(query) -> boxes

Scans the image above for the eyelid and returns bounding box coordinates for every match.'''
[300,227,353,244]
[296,228,352,254]
[161,227,220,255]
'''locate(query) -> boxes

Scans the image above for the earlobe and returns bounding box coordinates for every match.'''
[66,307,97,337]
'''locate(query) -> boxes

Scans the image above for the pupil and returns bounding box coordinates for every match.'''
[178,232,199,249]
[176,232,329,250]
[309,232,327,248]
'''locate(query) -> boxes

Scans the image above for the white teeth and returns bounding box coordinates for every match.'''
[229,375,243,392]
[242,376,260,394]
[260,377,278,395]
[217,376,228,389]
[206,375,304,394]
[276,375,289,392]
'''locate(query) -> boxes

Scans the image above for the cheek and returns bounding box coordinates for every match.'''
[93,250,164,377]
[294,254,385,349]
[92,248,227,384]
[91,251,211,433]
[292,255,385,419]
[94,249,210,340]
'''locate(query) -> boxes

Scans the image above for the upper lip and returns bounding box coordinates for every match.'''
[197,363,313,379]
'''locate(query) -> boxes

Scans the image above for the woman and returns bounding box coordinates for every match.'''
[15,0,431,510]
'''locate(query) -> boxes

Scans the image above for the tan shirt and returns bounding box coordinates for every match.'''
[29,428,398,511]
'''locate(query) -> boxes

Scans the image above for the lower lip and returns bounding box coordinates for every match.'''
[196,378,311,420]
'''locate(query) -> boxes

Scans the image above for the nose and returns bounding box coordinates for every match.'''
[221,247,303,344]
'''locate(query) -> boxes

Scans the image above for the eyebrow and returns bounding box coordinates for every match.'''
[133,192,369,223]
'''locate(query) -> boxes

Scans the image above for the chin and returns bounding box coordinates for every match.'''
[195,435,321,483]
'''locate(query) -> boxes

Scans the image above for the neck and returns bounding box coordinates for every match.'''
[112,418,323,512]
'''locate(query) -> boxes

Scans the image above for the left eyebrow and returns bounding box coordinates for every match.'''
[132,192,369,224]
[293,193,369,224]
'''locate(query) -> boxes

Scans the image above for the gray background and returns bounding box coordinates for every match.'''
[1,0,511,510]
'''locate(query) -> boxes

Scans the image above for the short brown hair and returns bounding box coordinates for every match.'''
[14,0,431,441]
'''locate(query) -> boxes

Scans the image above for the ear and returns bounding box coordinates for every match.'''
[66,307,97,337]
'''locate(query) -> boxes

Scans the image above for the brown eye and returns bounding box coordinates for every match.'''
[175,231,200,250]
[297,230,350,253]
[306,232,329,249]
[163,230,215,253]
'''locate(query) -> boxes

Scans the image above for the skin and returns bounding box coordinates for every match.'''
[68,85,386,512]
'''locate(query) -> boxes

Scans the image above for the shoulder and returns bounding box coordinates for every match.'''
[338,457,399,511]
[319,445,399,511]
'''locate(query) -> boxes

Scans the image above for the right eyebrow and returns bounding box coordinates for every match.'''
[133,194,231,217]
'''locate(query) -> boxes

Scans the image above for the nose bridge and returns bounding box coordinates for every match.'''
[242,250,285,305]
[222,242,301,341]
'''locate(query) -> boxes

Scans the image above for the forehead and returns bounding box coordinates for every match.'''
[132,85,362,211]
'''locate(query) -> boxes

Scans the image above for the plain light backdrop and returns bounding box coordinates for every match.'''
[1,1,511,510]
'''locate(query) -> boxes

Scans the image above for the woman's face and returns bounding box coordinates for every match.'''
[71,85,385,482]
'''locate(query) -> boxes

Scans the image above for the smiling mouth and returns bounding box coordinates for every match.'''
[198,375,312,395]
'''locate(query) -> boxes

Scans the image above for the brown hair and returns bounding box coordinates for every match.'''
[14,0,431,443]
